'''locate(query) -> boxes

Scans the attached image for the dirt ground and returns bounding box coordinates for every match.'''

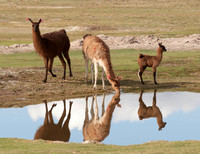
[0,34,200,108]
[1,34,200,54]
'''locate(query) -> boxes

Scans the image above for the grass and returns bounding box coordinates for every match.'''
[1,0,200,45]
[0,49,200,107]
[0,138,200,153]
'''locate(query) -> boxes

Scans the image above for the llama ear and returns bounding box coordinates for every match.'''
[38,19,43,24]
[158,42,162,46]
[27,18,33,23]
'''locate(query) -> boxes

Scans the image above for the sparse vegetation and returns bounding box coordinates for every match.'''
[1,0,200,45]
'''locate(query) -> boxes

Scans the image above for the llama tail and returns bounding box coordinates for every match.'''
[139,54,144,58]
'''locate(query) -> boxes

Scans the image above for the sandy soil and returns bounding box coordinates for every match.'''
[1,34,200,54]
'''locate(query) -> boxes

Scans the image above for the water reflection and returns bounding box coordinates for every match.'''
[1,91,200,145]
[83,93,121,143]
[138,90,166,131]
[34,100,73,142]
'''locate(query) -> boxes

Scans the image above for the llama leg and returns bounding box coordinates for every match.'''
[94,94,99,121]
[93,62,99,89]
[90,95,95,118]
[48,58,57,77]
[91,62,94,84]
[63,52,73,77]
[58,53,66,79]
[57,100,66,128]
[153,89,157,106]
[62,101,73,141]
[84,97,89,126]
[85,59,89,83]
[153,67,157,84]
[101,93,105,116]
[43,57,49,83]
[138,67,146,84]
[49,103,57,124]
[102,67,106,90]
[43,100,49,125]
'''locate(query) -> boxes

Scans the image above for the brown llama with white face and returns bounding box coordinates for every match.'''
[138,90,167,131]
[34,100,73,142]
[83,93,121,143]
[138,43,167,84]
[27,18,72,82]
[82,34,120,93]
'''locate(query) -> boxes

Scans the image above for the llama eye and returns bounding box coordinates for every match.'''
[114,84,117,87]
[32,25,34,27]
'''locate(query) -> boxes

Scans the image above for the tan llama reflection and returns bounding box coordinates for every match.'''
[83,93,121,143]
[34,100,73,142]
[138,90,167,131]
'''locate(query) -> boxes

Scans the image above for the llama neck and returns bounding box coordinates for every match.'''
[99,103,116,127]
[156,113,164,127]
[156,48,163,63]
[32,29,43,50]
[102,59,116,79]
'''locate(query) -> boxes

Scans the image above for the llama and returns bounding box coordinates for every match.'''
[138,43,167,84]
[34,100,73,142]
[82,34,120,93]
[83,93,121,143]
[27,18,72,82]
[138,90,167,131]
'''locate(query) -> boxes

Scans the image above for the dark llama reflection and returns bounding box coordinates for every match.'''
[83,93,121,143]
[34,100,73,142]
[138,90,167,131]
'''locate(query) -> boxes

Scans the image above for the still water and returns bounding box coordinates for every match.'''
[0,90,200,145]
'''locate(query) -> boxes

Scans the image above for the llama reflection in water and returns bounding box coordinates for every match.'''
[83,93,121,143]
[138,90,167,131]
[34,100,73,142]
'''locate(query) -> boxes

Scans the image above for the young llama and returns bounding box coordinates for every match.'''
[138,43,167,84]
[138,90,167,131]
[27,18,72,82]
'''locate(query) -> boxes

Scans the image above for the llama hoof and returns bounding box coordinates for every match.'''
[93,86,97,90]
[43,79,47,83]
[154,82,158,85]
[62,76,66,80]
[70,74,73,77]
[52,103,57,107]
[52,74,57,77]
[140,81,145,85]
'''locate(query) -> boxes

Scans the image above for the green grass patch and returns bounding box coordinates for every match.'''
[0,138,200,153]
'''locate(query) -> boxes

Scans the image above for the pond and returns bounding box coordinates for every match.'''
[0,90,200,146]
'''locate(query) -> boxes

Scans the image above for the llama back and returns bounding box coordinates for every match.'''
[83,35,110,60]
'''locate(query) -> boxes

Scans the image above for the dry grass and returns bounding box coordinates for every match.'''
[1,0,200,45]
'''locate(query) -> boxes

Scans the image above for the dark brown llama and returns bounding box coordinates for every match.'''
[138,90,167,131]
[27,18,72,82]
[82,34,120,93]
[138,43,167,84]
[34,100,73,142]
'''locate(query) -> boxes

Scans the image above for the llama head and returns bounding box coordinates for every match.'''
[158,42,167,52]
[27,18,43,32]
[158,122,167,131]
[107,75,121,93]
